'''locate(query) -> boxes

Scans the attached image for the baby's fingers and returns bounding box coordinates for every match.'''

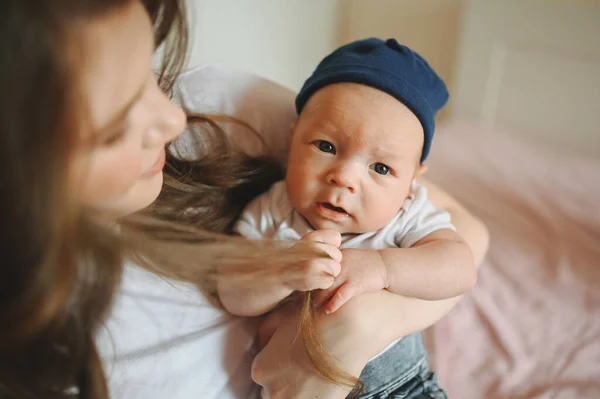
[313,286,337,309]
[325,282,360,314]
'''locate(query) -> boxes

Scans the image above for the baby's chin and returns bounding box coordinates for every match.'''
[312,215,396,235]
[305,216,366,235]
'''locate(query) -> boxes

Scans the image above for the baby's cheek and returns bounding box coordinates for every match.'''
[286,165,314,201]
[362,196,402,230]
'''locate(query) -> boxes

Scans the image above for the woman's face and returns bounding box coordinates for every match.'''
[73,1,186,220]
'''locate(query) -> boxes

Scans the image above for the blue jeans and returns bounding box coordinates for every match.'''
[353,333,447,399]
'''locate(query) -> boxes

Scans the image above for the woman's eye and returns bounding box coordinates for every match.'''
[373,163,390,175]
[315,140,336,154]
[101,128,127,147]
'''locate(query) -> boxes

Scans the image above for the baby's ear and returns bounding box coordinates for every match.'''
[416,163,428,177]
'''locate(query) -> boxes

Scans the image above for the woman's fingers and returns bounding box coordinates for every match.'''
[309,241,343,266]
[299,256,338,291]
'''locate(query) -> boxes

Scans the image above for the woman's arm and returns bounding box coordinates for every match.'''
[252,179,489,398]
[422,178,489,266]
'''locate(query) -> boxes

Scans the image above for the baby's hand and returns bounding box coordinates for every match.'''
[285,229,343,292]
[314,248,388,314]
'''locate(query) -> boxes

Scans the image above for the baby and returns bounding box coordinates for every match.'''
[223,38,477,397]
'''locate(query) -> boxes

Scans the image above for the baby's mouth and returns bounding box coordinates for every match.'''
[319,202,348,214]
[316,202,351,222]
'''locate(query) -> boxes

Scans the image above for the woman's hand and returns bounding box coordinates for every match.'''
[252,289,466,398]
[252,297,376,399]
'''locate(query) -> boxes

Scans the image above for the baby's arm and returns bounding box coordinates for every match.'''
[380,228,476,298]
[316,234,475,313]
[380,183,478,300]
[317,184,476,313]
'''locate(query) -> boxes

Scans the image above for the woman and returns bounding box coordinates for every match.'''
[0,1,488,398]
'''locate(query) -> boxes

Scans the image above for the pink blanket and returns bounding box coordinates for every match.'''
[427,122,600,399]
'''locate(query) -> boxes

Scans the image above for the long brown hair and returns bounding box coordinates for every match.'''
[0,1,358,398]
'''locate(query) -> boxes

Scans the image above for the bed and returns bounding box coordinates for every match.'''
[174,65,600,399]
[426,122,600,399]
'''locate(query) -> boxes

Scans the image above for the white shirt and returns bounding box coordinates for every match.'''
[97,265,259,399]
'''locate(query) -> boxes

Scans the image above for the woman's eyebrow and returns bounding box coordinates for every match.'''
[97,74,149,134]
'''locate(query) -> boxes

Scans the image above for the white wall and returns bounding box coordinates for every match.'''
[184,0,342,91]
[452,0,600,158]
[179,0,463,99]
[339,0,466,121]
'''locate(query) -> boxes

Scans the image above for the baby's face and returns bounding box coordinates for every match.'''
[286,83,425,233]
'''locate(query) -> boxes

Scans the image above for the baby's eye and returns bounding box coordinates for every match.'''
[314,140,336,154]
[372,163,390,175]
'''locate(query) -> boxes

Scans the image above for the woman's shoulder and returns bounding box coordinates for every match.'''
[173,65,297,165]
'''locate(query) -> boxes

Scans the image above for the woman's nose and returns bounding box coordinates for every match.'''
[143,86,186,148]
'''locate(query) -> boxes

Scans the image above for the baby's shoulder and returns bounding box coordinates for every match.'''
[251,180,294,223]
[400,181,431,215]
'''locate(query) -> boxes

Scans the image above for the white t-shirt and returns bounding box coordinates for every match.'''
[233,180,454,361]
[98,65,298,399]
[97,264,259,399]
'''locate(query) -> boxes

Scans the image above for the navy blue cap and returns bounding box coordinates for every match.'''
[295,38,449,162]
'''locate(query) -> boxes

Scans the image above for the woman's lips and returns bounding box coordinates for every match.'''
[141,149,166,178]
